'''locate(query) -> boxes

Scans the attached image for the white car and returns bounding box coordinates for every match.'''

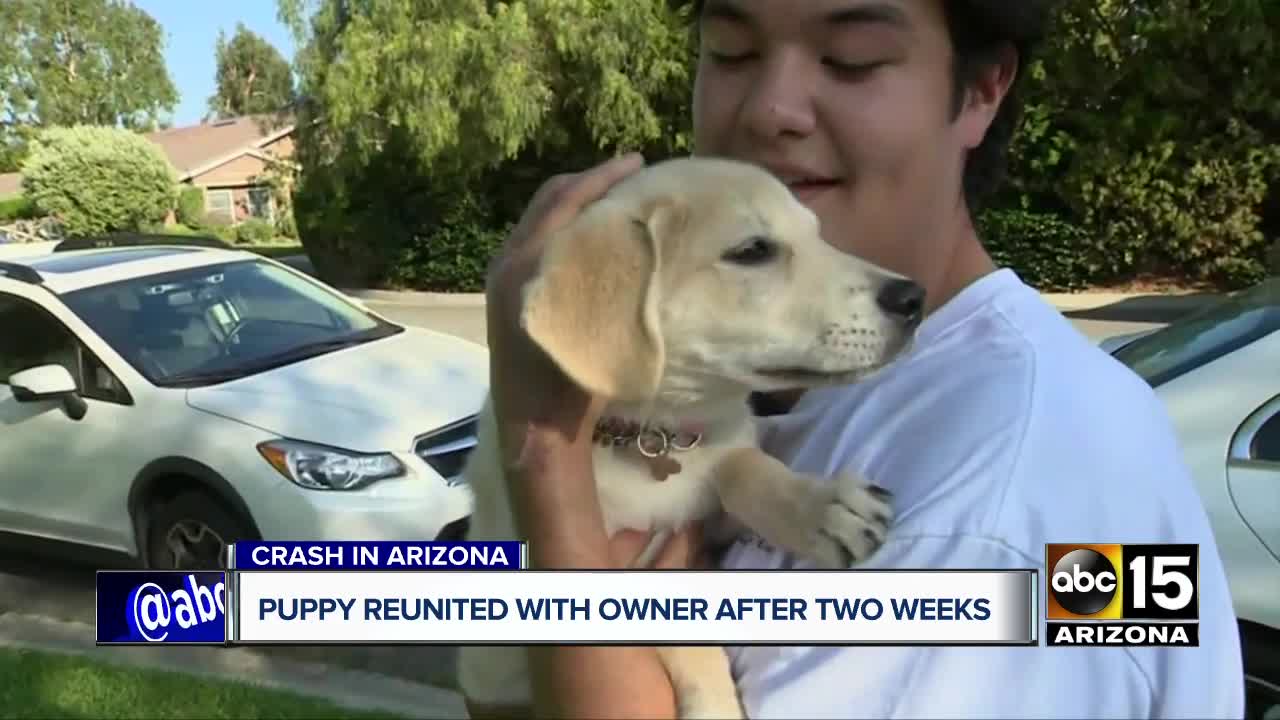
[0,234,488,571]
[1100,278,1279,720]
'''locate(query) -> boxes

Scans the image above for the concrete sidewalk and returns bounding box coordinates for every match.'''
[0,612,469,719]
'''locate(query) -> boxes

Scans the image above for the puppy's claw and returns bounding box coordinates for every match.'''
[867,484,893,501]
[811,527,855,569]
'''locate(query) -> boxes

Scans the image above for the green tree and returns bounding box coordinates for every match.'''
[21,125,179,237]
[276,0,696,288]
[207,24,296,119]
[0,0,178,172]
[278,0,1279,291]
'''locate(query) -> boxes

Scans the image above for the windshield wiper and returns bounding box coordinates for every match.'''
[159,326,402,387]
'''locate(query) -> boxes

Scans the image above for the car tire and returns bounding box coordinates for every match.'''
[1243,621,1280,720]
[144,489,254,570]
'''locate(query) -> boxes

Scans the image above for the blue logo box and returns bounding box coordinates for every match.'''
[96,571,227,645]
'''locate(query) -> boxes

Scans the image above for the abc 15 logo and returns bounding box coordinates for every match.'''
[1045,544,1199,621]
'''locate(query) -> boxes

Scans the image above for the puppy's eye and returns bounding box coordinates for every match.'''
[722,236,778,265]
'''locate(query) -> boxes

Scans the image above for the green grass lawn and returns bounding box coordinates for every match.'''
[0,647,403,719]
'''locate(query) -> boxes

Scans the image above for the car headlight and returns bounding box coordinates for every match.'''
[257,439,406,491]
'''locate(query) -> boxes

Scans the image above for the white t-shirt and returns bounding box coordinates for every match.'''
[721,268,1245,719]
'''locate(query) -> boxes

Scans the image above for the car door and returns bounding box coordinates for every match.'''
[0,290,138,552]
[1228,393,1280,562]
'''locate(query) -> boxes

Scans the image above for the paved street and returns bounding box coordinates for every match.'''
[372,302,490,346]
[0,298,1166,690]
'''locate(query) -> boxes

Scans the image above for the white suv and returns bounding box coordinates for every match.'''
[0,234,488,569]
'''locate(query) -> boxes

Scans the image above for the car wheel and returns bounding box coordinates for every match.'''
[145,490,253,570]
[1243,622,1280,720]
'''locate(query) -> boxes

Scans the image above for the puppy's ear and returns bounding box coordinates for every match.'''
[519,197,684,403]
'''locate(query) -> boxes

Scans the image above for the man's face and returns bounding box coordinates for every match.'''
[692,0,1001,297]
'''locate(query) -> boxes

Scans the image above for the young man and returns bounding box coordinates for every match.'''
[479,1,1246,717]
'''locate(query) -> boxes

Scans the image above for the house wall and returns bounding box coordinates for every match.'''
[261,134,295,159]
[173,128,296,229]
[196,184,275,226]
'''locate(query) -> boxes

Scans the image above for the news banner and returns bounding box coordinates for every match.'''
[94,541,1200,648]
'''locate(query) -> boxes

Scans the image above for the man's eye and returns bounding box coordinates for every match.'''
[722,237,778,265]
[824,59,885,78]
[708,50,758,65]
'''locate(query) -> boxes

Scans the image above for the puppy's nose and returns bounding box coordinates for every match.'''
[876,279,925,325]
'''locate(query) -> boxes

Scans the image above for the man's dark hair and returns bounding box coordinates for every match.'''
[943,2,1052,211]
[682,0,1054,213]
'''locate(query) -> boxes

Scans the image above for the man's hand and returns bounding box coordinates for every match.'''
[467,525,706,720]
[611,525,712,569]
[476,153,701,720]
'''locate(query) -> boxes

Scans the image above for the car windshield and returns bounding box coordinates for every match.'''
[61,259,402,387]
[1111,278,1280,388]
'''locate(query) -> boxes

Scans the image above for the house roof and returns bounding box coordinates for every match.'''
[0,115,295,198]
[144,114,295,181]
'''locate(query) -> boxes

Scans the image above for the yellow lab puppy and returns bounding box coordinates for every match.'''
[459,157,923,718]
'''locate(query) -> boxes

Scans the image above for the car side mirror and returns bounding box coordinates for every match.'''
[9,364,88,420]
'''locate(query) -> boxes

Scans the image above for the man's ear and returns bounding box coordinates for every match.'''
[519,197,683,403]
[957,44,1020,149]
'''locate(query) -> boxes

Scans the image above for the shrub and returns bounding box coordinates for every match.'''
[387,192,509,292]
[235,217,276,245]
[20,125,179,237]
[294,144,507,292]
[977,208,1095,292]
[213,225,237,244]
[177,187,206,228]
[274,209,298,240]
[0,196,39,222]
[199,213,236,243]
[1065,139,1280,288]
[1267,239,1280,277]
[292,129,455,289]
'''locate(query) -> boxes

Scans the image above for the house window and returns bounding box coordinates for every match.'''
[205,189,234,225]
[247,187,274,221]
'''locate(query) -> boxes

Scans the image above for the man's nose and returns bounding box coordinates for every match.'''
[741,55,817,140]
[876,279,925,326]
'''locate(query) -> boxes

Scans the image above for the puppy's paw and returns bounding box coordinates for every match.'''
[800,472,894,569]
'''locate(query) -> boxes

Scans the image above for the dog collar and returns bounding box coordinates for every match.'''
[592,417,703,458]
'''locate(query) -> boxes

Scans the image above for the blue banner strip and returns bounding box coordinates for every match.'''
[96,571,227,645]
[231,540,525,570]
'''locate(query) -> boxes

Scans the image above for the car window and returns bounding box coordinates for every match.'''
[1252,410,1280,463]
[0,294,79,383]
[1111,278,1280,388]
[60,259,399,386]
[79,345,132,404]
[0,293,130,404]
